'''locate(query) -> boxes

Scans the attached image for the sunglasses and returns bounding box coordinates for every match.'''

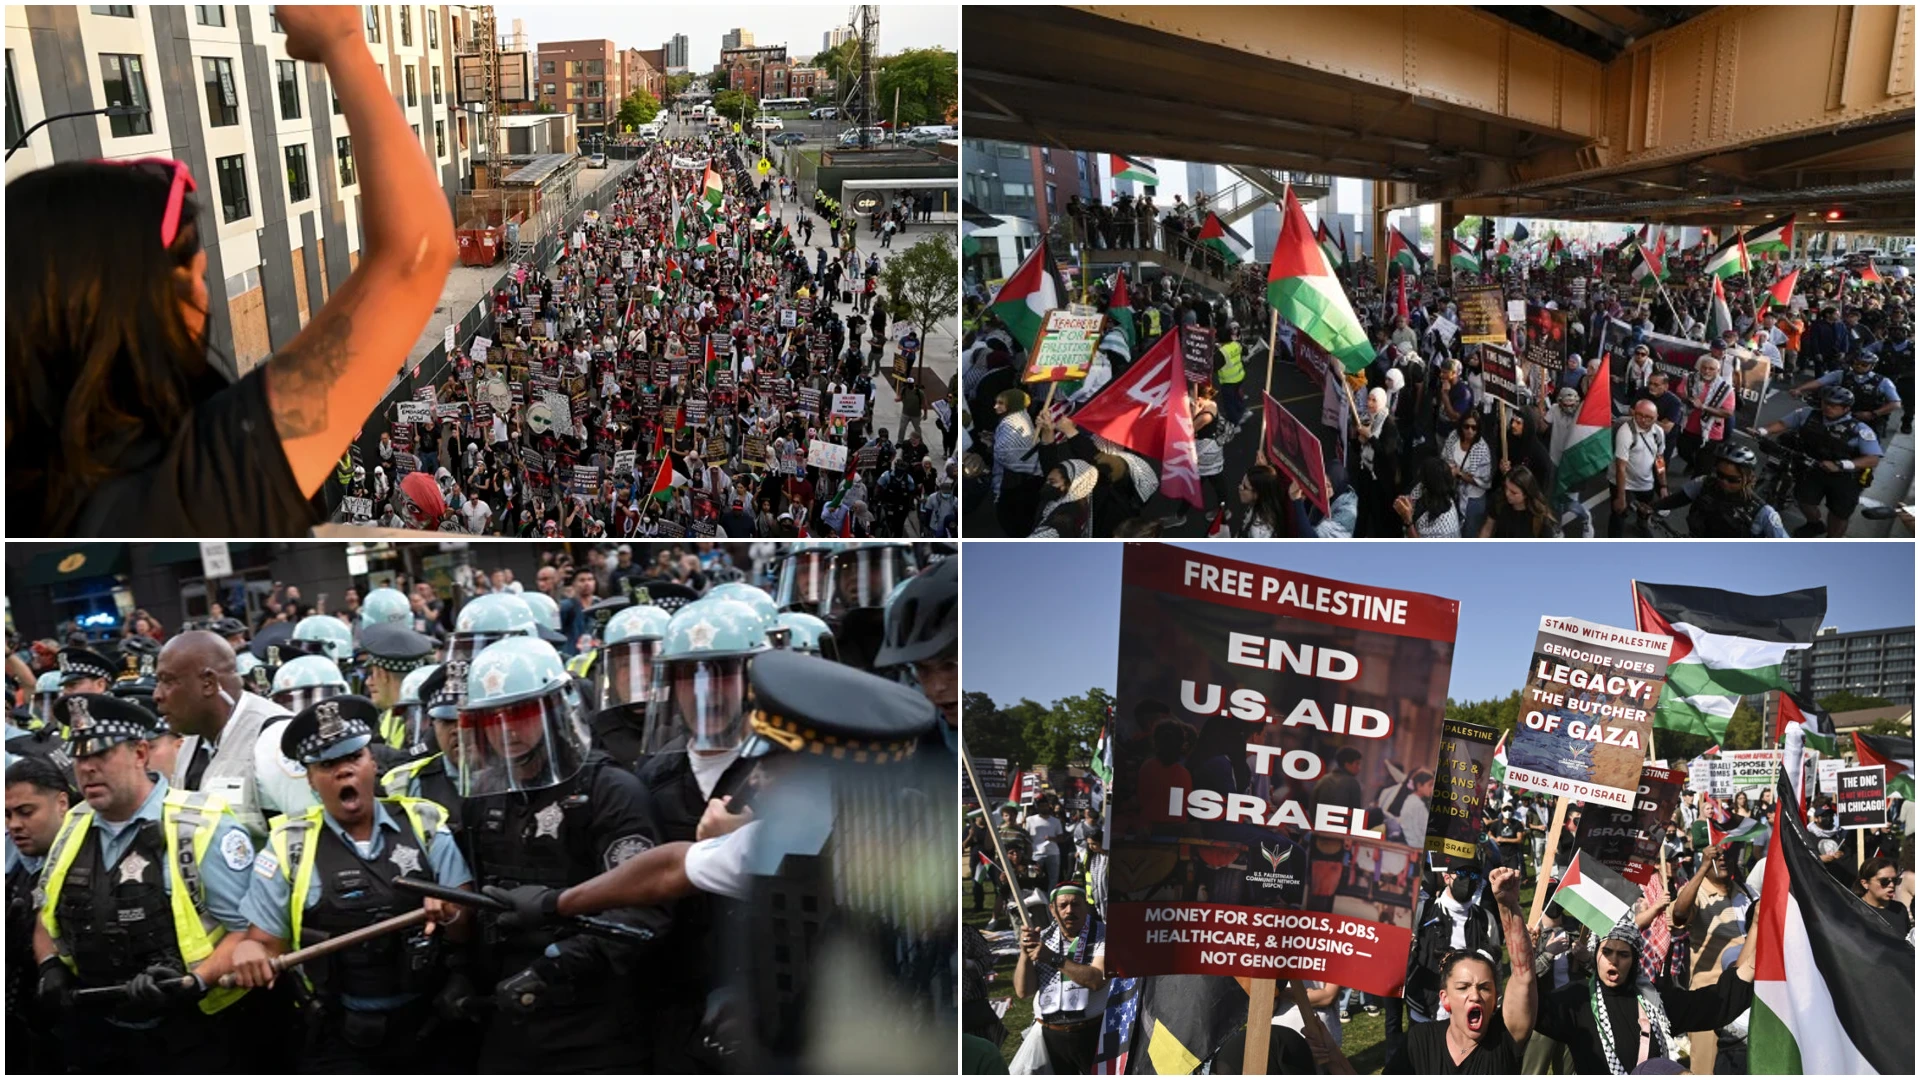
[98,157,197,249]
[1872,876,1898,887]
[1714,469,1746,484]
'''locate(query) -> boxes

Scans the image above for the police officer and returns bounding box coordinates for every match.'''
[587,603,671,769]
[290,614,356,666]
[872,556,959,739]
[230,695,472,1072]
[31,694,258,1072]
[485,649,951,1071]
[447,591,537,667]
[1792,351,1902,441]
[30,672,62,731]
[209,617,251,655]
[359,622,438,753]
[770,539,838,614]
[1756,384,1884,537]
[1216,320,1247,421]
[770,611,835,658]
[520,590,572,650]
[357,587,414,631]
[55,645,116,699]
[451,636,670,1072]
[378,665,464,834]
[822,540,916,624]
[629,597,769,1068]
[6,755,71,1073]
[1654,442,1789,537]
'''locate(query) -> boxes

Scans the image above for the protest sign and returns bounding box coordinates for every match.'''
[1506,299,1526,323]
[392,451,420,475]
[444,324,456,354]
[1720,749,1783,793]
[472,335,492,364]
[797,388,821,416]
[1506,616,1673,810]
[1105,544,1459,995]
[743,435,768,464]
[342,496,373,519]
[1285,320,1332,389]
[1179,325,1217,389]
[705,435,728,463]
[1818,757,1847,795]
[1261,392,1329,518]
[526,401,556,436]
[1836,766,1887,829]
[1479,346,1526,409]
[1603,319,1772,430]
[569,465,599,497]
[780,307,797,328]
[807,440,848,472]
[396,402,431,424]
[830,393,866,419]
[684,399,708,427]
[854,443,879,471]
[654,519,686,538]
[1573,765,1687,884]
[613,450,638,476]
[1457,285,1509,345]
[1430,314,1459,347]
[1524,304,1569,372]
[1424,719,1501,865]
[541,391,573,437]
[1024,309,1103,383]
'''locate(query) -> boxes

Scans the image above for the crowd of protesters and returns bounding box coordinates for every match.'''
[328,131,958,538]
[963,229,1912,539]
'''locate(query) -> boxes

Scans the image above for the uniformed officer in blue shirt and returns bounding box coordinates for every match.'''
[231,694,472,1072]
[1757,384,1884,537]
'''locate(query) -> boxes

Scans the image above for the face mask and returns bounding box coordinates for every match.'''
[1450,874,1476,903]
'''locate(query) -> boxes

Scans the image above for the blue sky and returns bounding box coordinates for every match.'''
[962,542,1915,708]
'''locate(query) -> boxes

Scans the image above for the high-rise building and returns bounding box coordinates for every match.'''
[534,39,618,137]
[823,25,854,51]
[721,28,754,52]
[663,33,687,74]
[4,4,478,375]
[1777,625,1917,710]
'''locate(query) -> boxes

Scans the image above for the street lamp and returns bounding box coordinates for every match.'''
[6,104,149,160]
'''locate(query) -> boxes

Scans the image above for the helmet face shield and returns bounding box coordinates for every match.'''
[603,639,662,709]
[826,547,912,617]
[399,703,433,756]
[33,691,59,726]
[446,630,511,669]
[272,684,344,716]
[645,656,750,754]
[775,551,830,611]
[454,689,585,797]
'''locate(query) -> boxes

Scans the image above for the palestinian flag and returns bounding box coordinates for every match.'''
[1632,582,1825,743]
[1495,238,1513,273]
[704,336,723,385]
[1386,227,1421,274]
[673,211,691,251]
[1449,238,1480,275]
[701,163,724,208]
[1110,154,1157,185]
[1629,234,1666,288]
[1129,976,1246,1076]
[648,454,688,502]
[1091,722,1114,787]
[1767,267,1800,309]
[1316,219,1342,267]
[1336,221,1350,266]
[665,256,682,282]
[1746,217,1793,257]
[1705,274,1735,339]
[1107,270,1136,354]
[1266,186,1375,374]
[1704,229,1752,279]
[752,204,771,230]
[1853,731,1915,801]
[1773,692,1837,756]
[1489,731,1507,785]
[988,240,1068,352]
[772,224,793,252]
[1197,212,1251,266]
[1551,850,1640,936]
[1544,233,1565,271]
[1750,775,1914,1074]
[1549,351,1613,497]
[695,230,718,253]
[1858,264,1885,285]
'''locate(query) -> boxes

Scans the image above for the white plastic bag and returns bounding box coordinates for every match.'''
[1008,1020,1054,1075]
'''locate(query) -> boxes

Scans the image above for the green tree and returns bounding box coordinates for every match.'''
[665,73,693,99]
[712,88,756,124]
[1444,690,1523,737]
[1868,715,1913,737]
[1818,691,1895,714]
[1722,700,1763,750]
[873,47,956,128]
[617,88,659,132]
[963,690,1028,767]
[811,37,861,89]
[880,231,957,367]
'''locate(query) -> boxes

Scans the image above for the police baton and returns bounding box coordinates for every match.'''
[213,908,431,988]
[391,877,656,943]
[70,974,199,1004]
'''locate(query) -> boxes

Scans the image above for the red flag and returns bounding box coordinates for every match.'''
[1766,268,1799,309]
[1396,272,1409,320]
[1069,332,1203,508]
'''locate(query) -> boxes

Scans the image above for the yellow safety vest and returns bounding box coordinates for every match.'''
[377,707,408,751]
[380,753,443,800]
[566,649,598,680]
[38,788,247,1014]
[1146,308,1163,337]
[267,798,448,989]
[334,453,354,487]
[1218,341,1246,385]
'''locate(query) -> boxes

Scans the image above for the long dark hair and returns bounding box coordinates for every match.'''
[1413,456,1456,523]
[1504,465,1554,535]
[1239,463,1288,535]
[8,162,212,530]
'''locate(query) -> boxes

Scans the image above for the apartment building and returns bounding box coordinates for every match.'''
[662,32,686,74]
[534,38,615,137]
[720,27,752,52]
[721,44,787,99]
[619,45,665,105]
[823,25,853,51]
[5,4,476,374]
[1784,625,1917,706]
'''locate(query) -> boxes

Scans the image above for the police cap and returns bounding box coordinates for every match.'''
[743,649,938,763]
[57,693,159,757]
[358,621,437,672]
[55,646,116,686]
[280,694,379,766]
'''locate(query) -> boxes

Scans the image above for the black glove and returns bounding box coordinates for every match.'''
[493,965,551,1017]
[483,883,562,931]
[434,970,481,1023]
[35,957,74,1014]
[124,963,195,1008]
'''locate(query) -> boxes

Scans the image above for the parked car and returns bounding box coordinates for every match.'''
[751,116,784,132]
[769,131,807,146]
[585,153,607,168]
[837,126,891,147]
[809,106,841,120]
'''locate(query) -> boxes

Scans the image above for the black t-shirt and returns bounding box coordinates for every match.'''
[1385,1016,1523,1074]
[20,366,319,536]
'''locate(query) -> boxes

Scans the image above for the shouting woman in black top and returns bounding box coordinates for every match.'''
[1387,865,1537,1074]
[7,5,455,536]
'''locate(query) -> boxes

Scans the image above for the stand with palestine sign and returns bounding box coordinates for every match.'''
[1104,543,1459,997]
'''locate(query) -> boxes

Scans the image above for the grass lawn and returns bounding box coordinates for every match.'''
[963,877,1541,1073]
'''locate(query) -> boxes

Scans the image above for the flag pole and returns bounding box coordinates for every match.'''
[962,742,1032,931]
[1259,308,1280,455]
[1633,578,1659,764]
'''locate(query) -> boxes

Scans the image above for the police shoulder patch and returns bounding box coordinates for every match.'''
[253,851,281,880]
[604,834,654,870]
[220,828,256,871]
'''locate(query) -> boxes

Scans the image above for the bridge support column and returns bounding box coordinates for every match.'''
[1372,181,1391,291]
[1438,200,1457,292]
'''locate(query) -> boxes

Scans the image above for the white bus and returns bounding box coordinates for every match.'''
[760,97,809,112]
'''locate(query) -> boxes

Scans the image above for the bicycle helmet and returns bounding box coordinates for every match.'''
[1717,443,1758,470]
[872,558,958,668]
[1821,385,1856,408]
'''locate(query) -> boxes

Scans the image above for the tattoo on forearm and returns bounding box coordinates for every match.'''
[268,314,354,438]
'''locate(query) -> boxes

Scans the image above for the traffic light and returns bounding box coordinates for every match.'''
[1825,208,1843,221]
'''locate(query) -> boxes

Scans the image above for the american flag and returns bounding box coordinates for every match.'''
[1093,976,1140,1075]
